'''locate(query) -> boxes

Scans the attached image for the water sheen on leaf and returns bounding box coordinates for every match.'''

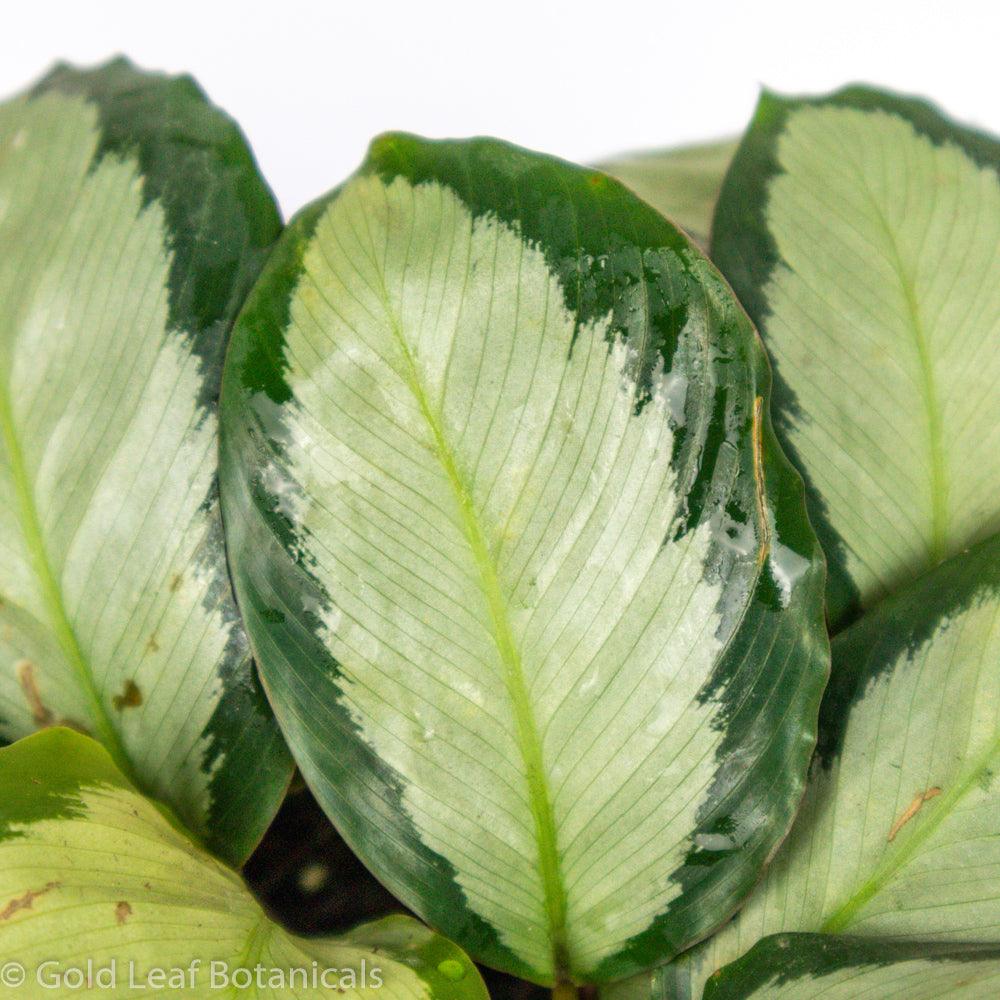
[0,729,487,1000]
[219,134,828,986]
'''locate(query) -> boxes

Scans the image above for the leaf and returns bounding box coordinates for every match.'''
[712,87,1000,627]
[219,134,828,985]
[619,531,1000,999]
[700,934,1000,1000]
[597,139,737,249]
[0,728,487,1000]
[0,59,293,864]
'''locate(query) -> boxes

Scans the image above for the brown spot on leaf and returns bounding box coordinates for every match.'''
[168,573,183,593]
[15,662,87,732]
[1,881,59,921]
[145,633,160,654]
[115,901,133,925]
[112,680,143,711]
[888,787,942,842]
[17,661,53,726]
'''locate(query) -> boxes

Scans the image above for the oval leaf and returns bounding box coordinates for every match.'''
[702,935,1000,1000]
[712,87,1000,626]
[219,134,828,985]
[597,139,737,249]
[0,728,486,1000]
[0,59,293,864]
[633,532,1000,999]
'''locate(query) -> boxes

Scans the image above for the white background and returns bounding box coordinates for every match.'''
[3,0,998,218]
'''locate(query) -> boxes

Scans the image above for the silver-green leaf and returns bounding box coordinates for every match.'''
[713,87,1000,626]
[219,134,828,985]
[0,59,293,864]
[701,935,1000,1000]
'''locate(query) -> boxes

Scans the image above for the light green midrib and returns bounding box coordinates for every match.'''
[864,194,948,565]
[0,375,134,780]
[226,910,276,1000]
[383,310,570,982]
[820,732,1000,933]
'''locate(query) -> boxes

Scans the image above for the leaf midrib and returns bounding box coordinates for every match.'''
[859,182,948,566]
[0,374,133,779]
[229,909,276,1000]
[380,304,570,982]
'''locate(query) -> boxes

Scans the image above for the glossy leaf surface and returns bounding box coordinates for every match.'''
[598,139,737,249]
[713,87,1000,626]
[701,935,1000,1000]
[220,135,828,985]
[622,532,1000,999]
[0,729,487,1000]
[0,60,292,864]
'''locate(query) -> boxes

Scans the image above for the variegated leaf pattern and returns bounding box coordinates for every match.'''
[598,138,737,249]
[0,728,487,1000]
[701,935,1000,1000]
[713,87,1000,627]
[612,532,1000,1000]
[0,60,293,864]
[219,135,828,985]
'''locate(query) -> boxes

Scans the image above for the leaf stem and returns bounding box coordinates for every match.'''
[552,980,578,1000]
